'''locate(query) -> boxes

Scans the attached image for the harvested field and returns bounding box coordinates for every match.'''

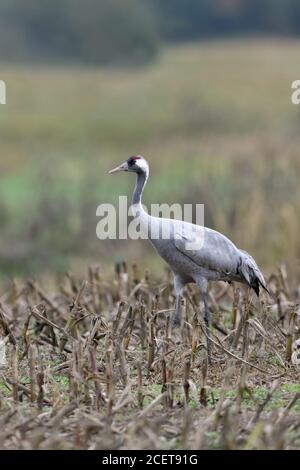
[0,263,300,450]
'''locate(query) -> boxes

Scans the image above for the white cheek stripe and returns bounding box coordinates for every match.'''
[135,158,149,173]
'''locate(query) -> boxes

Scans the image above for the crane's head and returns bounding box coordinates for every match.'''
[109,155,149,175]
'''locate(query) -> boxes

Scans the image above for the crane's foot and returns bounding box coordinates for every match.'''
[206,330,213,366]
[155,340,164,354]
[172,315,180,327]
[207,350,212,366]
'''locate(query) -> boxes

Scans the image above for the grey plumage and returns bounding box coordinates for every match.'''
[109,155,268,363]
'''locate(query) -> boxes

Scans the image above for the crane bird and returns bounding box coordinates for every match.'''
[109,155,268,363]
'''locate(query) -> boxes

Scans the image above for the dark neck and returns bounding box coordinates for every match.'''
[132,170,148,206]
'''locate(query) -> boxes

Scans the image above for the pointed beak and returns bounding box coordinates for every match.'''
[108,161,128,174]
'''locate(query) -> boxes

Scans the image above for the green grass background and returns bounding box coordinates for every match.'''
[0,39,300,278]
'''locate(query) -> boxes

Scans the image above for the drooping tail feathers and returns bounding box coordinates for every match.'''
[238,250,269,296]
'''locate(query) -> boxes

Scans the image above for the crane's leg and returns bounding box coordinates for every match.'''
[196,279,212,365]
[173,295,181,326]
[172,274,184,326]
[203,293,212,366]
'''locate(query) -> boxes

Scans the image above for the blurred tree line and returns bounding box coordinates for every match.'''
[0,0,158,65]
[153,0,300,40]
[0,0,300,65]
